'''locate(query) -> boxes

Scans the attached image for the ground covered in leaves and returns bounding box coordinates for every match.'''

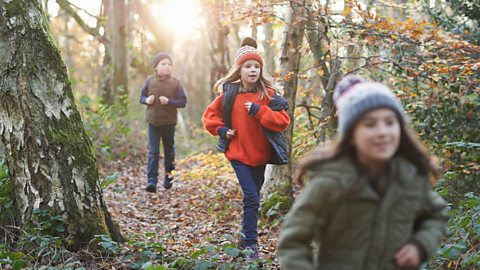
[103,151,282,269]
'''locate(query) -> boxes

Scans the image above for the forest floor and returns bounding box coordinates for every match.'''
[102,151,282,269]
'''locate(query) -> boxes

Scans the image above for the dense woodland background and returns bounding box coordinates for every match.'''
[0,0,478,269]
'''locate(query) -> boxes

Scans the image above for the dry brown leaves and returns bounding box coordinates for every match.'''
[103,151,281,268]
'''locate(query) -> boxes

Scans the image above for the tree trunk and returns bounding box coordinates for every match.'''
[263,20,275,75]
[304,2,342,143]
[100,0,113,103]
[305,1,330,88]
[110,0,128,109]
[205,0,230,98]
[262,1,306,200]
[316,58,341,142]
[344,0,361,71]
[0,0,123,247]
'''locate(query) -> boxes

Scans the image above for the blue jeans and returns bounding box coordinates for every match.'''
[230,160,266,247]
[147,124,176,183]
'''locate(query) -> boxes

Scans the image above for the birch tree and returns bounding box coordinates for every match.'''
[262,0,306,200]
[0,0,123,246]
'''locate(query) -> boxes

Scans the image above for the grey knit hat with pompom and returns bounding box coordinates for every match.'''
[333,75,406,137]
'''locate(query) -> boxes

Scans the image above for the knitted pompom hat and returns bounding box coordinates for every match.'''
[152,52,172,69]
[234,37,264,67]
[333,75,406,137]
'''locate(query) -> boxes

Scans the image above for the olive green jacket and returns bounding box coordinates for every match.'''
[278,156,447,270]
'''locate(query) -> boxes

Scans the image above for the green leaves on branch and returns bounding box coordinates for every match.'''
[432,192,480,268]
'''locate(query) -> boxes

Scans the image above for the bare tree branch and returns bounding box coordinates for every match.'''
[56,0,102,39]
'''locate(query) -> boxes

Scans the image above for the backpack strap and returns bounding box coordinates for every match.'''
[221,83,239,129]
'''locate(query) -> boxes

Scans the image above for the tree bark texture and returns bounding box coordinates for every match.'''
[0,0,123,247]
[262,0,306,200]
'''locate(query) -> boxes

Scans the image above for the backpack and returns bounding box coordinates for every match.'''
[215,83,288,165]
[215,83,239,153]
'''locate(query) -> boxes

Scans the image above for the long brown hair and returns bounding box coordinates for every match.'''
[294,120,440,186]
[213,63,277,99]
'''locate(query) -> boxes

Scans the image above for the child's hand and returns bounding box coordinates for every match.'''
[394,243,422,268]
[159,96,169,105]
[146,95,155,105]
[226,129,236,140]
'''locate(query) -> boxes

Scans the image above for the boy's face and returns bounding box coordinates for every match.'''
[155,58,172,76]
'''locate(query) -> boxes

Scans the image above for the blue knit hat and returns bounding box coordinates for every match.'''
[333,75,406,137]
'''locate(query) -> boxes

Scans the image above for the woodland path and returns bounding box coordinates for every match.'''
[103,152,281,268]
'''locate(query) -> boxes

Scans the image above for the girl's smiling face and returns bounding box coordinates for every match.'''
[351,108,401,172]
[240,60,261,89]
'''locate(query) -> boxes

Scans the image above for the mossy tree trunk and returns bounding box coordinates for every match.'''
[262,0,306,201]
[0,0,123,247]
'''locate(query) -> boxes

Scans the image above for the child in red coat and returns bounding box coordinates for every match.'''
[203,38,290,259]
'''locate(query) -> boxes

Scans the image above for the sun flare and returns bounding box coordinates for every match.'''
[152,0,203,40]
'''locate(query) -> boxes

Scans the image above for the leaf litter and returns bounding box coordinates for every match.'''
[103,151,281,268]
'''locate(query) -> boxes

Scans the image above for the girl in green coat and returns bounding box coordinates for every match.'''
[278,75,447,270]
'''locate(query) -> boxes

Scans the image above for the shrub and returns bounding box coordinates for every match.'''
[428,192,480,269]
